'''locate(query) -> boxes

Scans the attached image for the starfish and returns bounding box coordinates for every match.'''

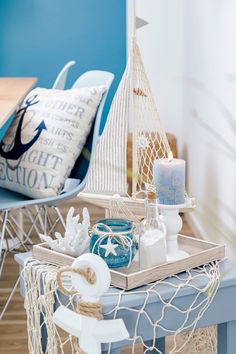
[100,238,118,257]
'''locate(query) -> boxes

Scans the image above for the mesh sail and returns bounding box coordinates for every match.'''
[132,38,170,196]
[85,37,170,197]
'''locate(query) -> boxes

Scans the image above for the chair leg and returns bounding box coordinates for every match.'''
[25,208,43,240]
[6,213,32,249]
[0,250,7,278]
[0,211,14,278]
[0,210,27,320]
[44,206,48,235]
[29,205,66,239]
[3,205,67,247]
[34,205,62,237]
[0,205,67,321]
[19,206,46,242]
[34,205,46,234]
[0,276,20,320]
[53,206,66,230]
[0,210,8,263]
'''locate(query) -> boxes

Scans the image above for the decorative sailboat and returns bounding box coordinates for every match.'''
[80,5,172,218]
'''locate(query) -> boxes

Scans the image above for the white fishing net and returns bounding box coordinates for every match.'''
[132,37,170,197]
[23,258,220,354]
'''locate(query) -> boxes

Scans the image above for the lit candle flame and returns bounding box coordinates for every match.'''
[168,151,173,162]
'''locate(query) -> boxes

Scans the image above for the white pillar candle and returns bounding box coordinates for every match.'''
[153,152,186,205]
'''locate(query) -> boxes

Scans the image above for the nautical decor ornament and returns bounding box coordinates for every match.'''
[40,207,90,257]
[80,0,171,212]
[53,253,129,354]
[90,218,136,269]
[78,1,194,228]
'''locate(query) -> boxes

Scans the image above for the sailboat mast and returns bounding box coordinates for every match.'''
[131,0,138,198]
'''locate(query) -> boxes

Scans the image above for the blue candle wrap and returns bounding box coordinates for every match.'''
[153,158,186,205]
[90,218,136,269]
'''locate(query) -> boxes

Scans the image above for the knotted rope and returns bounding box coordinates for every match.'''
[57,266,103,354]
[91,223,134,267]
[77,299,103,321]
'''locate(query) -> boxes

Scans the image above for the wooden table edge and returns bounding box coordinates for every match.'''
[0,77,38,128]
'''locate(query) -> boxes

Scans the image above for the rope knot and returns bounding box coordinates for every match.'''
[77,299,103,321]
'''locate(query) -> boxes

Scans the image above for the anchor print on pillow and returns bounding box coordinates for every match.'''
[0,94,46,161]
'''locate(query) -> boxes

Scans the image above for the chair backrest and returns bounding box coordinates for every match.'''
[52,60,76,89]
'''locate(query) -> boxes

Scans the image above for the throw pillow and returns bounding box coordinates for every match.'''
[0,85,106,198]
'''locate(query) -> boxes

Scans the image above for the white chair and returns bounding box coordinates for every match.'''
[0,62,114,319]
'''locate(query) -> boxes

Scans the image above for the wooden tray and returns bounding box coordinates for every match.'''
[32,235,225,290]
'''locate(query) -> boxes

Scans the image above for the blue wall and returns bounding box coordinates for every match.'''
[0,0,126,130]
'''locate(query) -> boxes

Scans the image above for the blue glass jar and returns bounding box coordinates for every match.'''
[90,218,136,269]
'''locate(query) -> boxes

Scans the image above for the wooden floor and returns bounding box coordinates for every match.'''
[0,200,193,354]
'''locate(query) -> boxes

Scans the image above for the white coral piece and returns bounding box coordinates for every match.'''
[40,207,90,257]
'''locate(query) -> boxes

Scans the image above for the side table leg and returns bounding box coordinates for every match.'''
[144,338,165,353]
[218,321,236,354]
[40,312,48,353]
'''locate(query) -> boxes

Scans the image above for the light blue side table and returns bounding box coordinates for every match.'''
[15,253,236,354]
